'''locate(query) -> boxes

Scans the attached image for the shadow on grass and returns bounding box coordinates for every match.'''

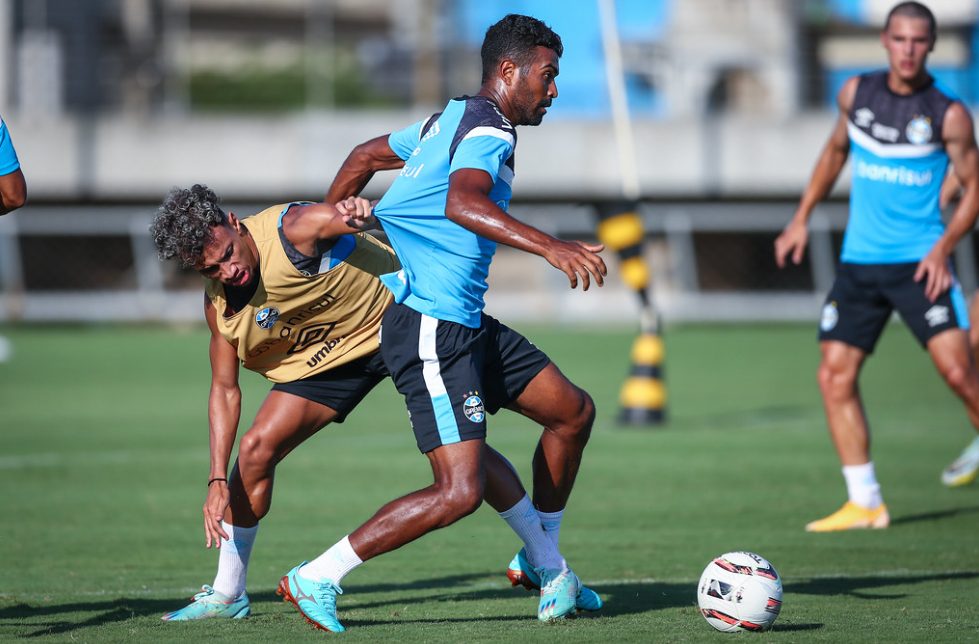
[3,569,976,637]
[890,505,979,526]
[787,570,979,599]
[667,404,820,432]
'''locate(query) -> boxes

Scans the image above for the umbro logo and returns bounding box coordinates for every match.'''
[925,305,949,327]
[421,122,440,141]
[854,107,874,128]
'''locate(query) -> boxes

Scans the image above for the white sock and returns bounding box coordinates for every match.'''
[300,535,363,586]
[842,462,883,509]
[212,521,258,599]
[499,494,565,571]
[537,508,564,549]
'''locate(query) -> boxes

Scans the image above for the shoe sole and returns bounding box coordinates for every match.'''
[942,471,978,487]
[276,576,339,634]
[161,600,250,621]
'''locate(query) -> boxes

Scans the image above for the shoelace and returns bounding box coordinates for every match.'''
[538,570,564,593]
[315,582,342,610]
[193,585,216,601]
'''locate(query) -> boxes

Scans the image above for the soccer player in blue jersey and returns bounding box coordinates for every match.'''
[150,187,597,623]
[0,115,26,362]
[0,116,26,216]
[775,2,979,531]
[276,14,607,631]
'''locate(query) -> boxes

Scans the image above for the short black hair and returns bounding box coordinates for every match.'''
[150,184,227,267]
[480,14,563,83]
[884,2,936,40]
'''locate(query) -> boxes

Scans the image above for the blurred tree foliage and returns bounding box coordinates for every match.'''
[189,55,398,112]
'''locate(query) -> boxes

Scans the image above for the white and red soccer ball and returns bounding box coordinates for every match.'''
[697,551,783,633]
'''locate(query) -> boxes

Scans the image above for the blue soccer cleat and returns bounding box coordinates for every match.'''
[277,562,345,633]
[161,585,250,621]
[537,566,580,621]
[507,548,603,612]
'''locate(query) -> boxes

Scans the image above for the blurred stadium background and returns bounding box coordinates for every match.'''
[3,0,979,325]
[6,3,979,639]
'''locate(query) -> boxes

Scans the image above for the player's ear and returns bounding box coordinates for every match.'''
[499,58,517,86]
[227,211,241,231]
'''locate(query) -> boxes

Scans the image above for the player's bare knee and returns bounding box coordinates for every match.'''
[237,430,276,470]
[548,386,595,441]
[941,362,974,398]
[433,479,484,522]
[570,389,596,441]
[817,362,857,401]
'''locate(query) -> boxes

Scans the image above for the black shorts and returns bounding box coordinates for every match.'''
[818,262,969,353]
[380,302,551,454]
[270,351,388,423]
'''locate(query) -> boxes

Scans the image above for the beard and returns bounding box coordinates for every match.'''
[513,92,549,126]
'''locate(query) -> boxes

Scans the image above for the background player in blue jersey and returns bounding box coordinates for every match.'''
[0,115,26,362]
[0,116,25,217]
[276,14,607,632]
[774,2,979,531]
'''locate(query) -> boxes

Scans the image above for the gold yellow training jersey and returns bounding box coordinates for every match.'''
[205,203,398,383]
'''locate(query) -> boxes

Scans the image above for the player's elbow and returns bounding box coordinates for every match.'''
[349,137,396,172]
[444,191,468,225]
[1,180,26,212]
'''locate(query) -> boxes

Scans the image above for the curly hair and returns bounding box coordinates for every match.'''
[480,14,563,83]
[150,184,227,268]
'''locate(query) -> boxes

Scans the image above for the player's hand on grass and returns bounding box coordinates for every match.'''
[544,240,607,291]
[336,196,377,231]
[914,247,952,302]
[203,481,230,548]
[774,219,809,268]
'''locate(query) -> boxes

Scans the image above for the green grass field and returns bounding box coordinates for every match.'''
[1,322,978,642]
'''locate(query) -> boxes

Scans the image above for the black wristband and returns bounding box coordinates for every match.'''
[208,477,227,486]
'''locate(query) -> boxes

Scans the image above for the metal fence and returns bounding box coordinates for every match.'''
[6,200,971,325]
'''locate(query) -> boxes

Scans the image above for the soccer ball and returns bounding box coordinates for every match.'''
[697,551,783,632]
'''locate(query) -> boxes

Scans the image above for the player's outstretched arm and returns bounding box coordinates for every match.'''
[0,167,26,216]
[325,135,405,204]
[915,103,979,301]
[203,295,242,548]
[775,77,856,268]
[446,168,606,290]
[280,198,377,256]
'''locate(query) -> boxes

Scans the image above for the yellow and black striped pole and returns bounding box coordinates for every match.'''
[596,201,666,425]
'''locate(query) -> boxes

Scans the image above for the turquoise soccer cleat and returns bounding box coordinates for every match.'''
[506,548,603,612]
[537,566,580,621]
[277,562,345,633]
[160,585,250,621]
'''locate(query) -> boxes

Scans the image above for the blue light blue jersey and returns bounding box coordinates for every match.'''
[0,117,20,176]
[842,71,954,263]
[373,95,516,328]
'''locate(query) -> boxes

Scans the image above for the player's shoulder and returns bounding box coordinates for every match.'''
[245,203,287,231]
[456,95,516,137]
[837,76,862,113]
